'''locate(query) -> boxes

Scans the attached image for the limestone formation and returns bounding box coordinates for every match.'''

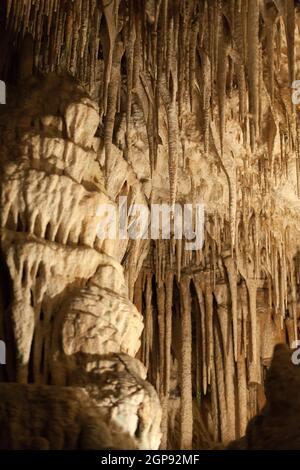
[0,0,300,451]
[0,74,160,450]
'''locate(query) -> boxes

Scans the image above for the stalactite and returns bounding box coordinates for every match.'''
[285,0,295,85]
[180,276,193,450]
[133,10,142,90]
[104,39,124,177]
[6,0,12,20]
[265,2,278,103]
[296,123,300,197]
[211,123,237,249]
[159,17,179,210]
[70,6,79,73]
[189,7,200,111]
[3,0,300,452]
[247,0,259,152]
[217,15,231,154]
[233,1,246,135]
[101,0,119,115]
[124,0,136,164]
[201,48,211,156]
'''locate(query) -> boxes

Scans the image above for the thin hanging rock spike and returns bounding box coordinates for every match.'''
[157,3,178,210]
[188,6,200,112]
[247,0,259,152]
[182,0,192,113]
[101,0,119,115]
[233,0,246,129]
[166,14,174,90]
[48,0,55,36]
[80,0,89,59]
[125,0,136,164]
[265,1,278,103]
[6,0,13,20]
[217,14,231,155]
[177,3,185,122]
[285,0,295,86]
[133,10,142,91]
[296,120,300,198]
[104,39,124,177]
[200,48,211,156]
[65,2,73,67]
[210,122,237,249]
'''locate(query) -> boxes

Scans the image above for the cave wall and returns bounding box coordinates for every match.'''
[0,0,300,450]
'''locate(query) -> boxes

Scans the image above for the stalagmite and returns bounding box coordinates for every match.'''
[204,283,214,386]
[161,271,174,450]
[246,278,259,383]
[157,282,165,399]
[213,316,227,441]
[180,276,193,450]
[223,255,238,361]
[144,272,153,372]
[194,276,207,395]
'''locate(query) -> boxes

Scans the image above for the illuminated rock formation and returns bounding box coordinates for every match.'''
[0,75,160,449]
[0,0,300,450]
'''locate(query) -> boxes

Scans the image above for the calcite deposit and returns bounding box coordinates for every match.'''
[0,0,300,451]
[0,75,160,449]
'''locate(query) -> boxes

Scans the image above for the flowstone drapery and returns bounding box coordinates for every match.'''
[0,74,161,450]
